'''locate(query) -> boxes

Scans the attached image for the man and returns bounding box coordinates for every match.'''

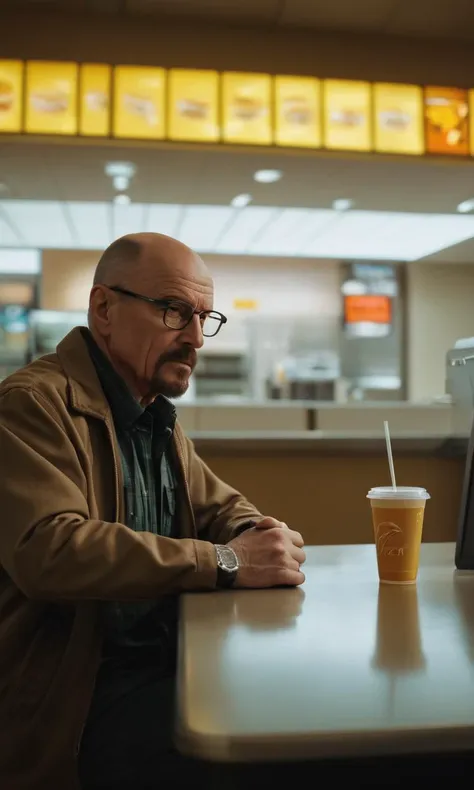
[0,232,305,790]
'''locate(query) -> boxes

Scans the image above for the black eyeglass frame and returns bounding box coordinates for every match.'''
[108,285,227,337]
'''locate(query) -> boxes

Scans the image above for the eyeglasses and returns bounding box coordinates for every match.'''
[108,286,227,338]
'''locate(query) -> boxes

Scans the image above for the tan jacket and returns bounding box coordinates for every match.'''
[0,327,261,790]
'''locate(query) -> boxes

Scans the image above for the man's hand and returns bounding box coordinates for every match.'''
[228,520,306,589]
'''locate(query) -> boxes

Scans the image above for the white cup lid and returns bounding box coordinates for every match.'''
[367,486,430,500]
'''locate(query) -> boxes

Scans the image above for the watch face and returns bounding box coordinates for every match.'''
[218,546,239,572]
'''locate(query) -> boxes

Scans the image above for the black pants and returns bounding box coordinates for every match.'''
[78,658,206,790]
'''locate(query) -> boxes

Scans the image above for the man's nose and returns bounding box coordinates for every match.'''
[180,312,204,348]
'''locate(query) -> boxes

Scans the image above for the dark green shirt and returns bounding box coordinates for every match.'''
[83,329,178,653]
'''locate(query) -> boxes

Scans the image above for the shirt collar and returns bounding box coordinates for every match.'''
[82,329,176,433]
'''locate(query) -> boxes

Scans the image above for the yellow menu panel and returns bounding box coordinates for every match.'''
[0,61,23,133]
[425,86,469,155]
[374,83,424,155]
[323,80,371,151]
[168,69,218,142]
[113,66,165,139]
[275,76,321,148]
[79,63,111,136]
[469,90,474,156]
[25,61,78,135]
[222,72,272,145]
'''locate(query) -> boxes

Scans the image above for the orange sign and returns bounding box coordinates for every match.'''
[344,295,391,324]
[424,86,469,155]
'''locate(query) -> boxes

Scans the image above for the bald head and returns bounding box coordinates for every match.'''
[93,232,209,288]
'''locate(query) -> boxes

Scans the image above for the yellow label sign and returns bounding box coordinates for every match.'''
[25,60,78,135]
[233,298,259,311]
[222,72,271,145]
[0,60,23,132]
[323,79,371,151]
[79,63,111,137]
[113,66,165,140]
[374,83,424,155]
[275,75,321,148]
[168,69,219,142]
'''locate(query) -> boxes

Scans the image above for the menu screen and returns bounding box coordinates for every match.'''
[79,64,111,137]
[374,83,424,155]
[323,80,371,151]
[25,61,78,135]
[344,295,391,324]
[113,66,165,139]
[424,86,469,155]
[0,60,23,133]
[274,76,321,148]
[168,69,219,142]
[222,72,272,145]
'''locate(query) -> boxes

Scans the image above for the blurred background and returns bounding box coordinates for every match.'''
[1,0,474,411]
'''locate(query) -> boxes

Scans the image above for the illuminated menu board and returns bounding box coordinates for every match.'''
[274,76,321,148]
[5,57,474,162]
[222,72,272,145]
[25,61,78,135]
[0,60,23,133]
[424,86,469,156]
[79,64,111,137]
[344,295,391,324]
[168,69,219,142]
[113,66,165,140]
[323,80,371,151]
[374,83,424,155]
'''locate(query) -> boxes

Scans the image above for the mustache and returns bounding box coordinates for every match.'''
[159,347,197,368]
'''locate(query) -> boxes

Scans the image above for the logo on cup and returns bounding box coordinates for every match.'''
[376,521,406,557]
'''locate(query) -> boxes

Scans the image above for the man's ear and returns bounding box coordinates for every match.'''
[89,285,113,337]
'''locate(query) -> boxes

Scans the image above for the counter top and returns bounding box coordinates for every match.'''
[177,543,474,763]
[189,430,468,456]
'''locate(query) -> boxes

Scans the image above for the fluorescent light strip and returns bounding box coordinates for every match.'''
[1,200,73,249]
[0,248,40,274]
[179,206,235,251]
[215,207,277,254]
[67,202,112,249]
[0,201,473,261]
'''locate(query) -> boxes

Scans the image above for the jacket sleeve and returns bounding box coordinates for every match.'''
[0,387,218,601]
[177,430,262,544]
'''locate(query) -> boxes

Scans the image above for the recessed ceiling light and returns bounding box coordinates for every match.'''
[113,175,130,191]
[113,194,131,206]
[105,161,136,179]
[254,169,283,184]
[231,193,252,209]
[333,198,353,212]
[457,199,474,214]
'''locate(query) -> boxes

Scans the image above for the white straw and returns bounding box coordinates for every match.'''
[383,420,397,490]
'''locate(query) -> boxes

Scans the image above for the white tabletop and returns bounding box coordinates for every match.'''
[176,542,474,763]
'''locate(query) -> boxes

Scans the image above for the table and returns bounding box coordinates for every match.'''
[176,543,474,783]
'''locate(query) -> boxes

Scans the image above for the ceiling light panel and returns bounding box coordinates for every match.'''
[304,211,393,258]
[0,213,23,246]
[145,204,182,237]
[1,200,74,249]
[0,248,40,273]
[249,208,333,256]
[215,207,277,254]
[179,206,235,251]
[67,202,112,249]
[112,203,147,238]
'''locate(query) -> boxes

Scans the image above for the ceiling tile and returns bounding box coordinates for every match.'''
[279,0,396,31]
[0,200,74,248]
[128,0,279,22]
[387,0,474,39]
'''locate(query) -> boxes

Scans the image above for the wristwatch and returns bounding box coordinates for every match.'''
[215,545,239,589]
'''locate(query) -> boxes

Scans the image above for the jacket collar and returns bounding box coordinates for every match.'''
[56,327,113,420]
